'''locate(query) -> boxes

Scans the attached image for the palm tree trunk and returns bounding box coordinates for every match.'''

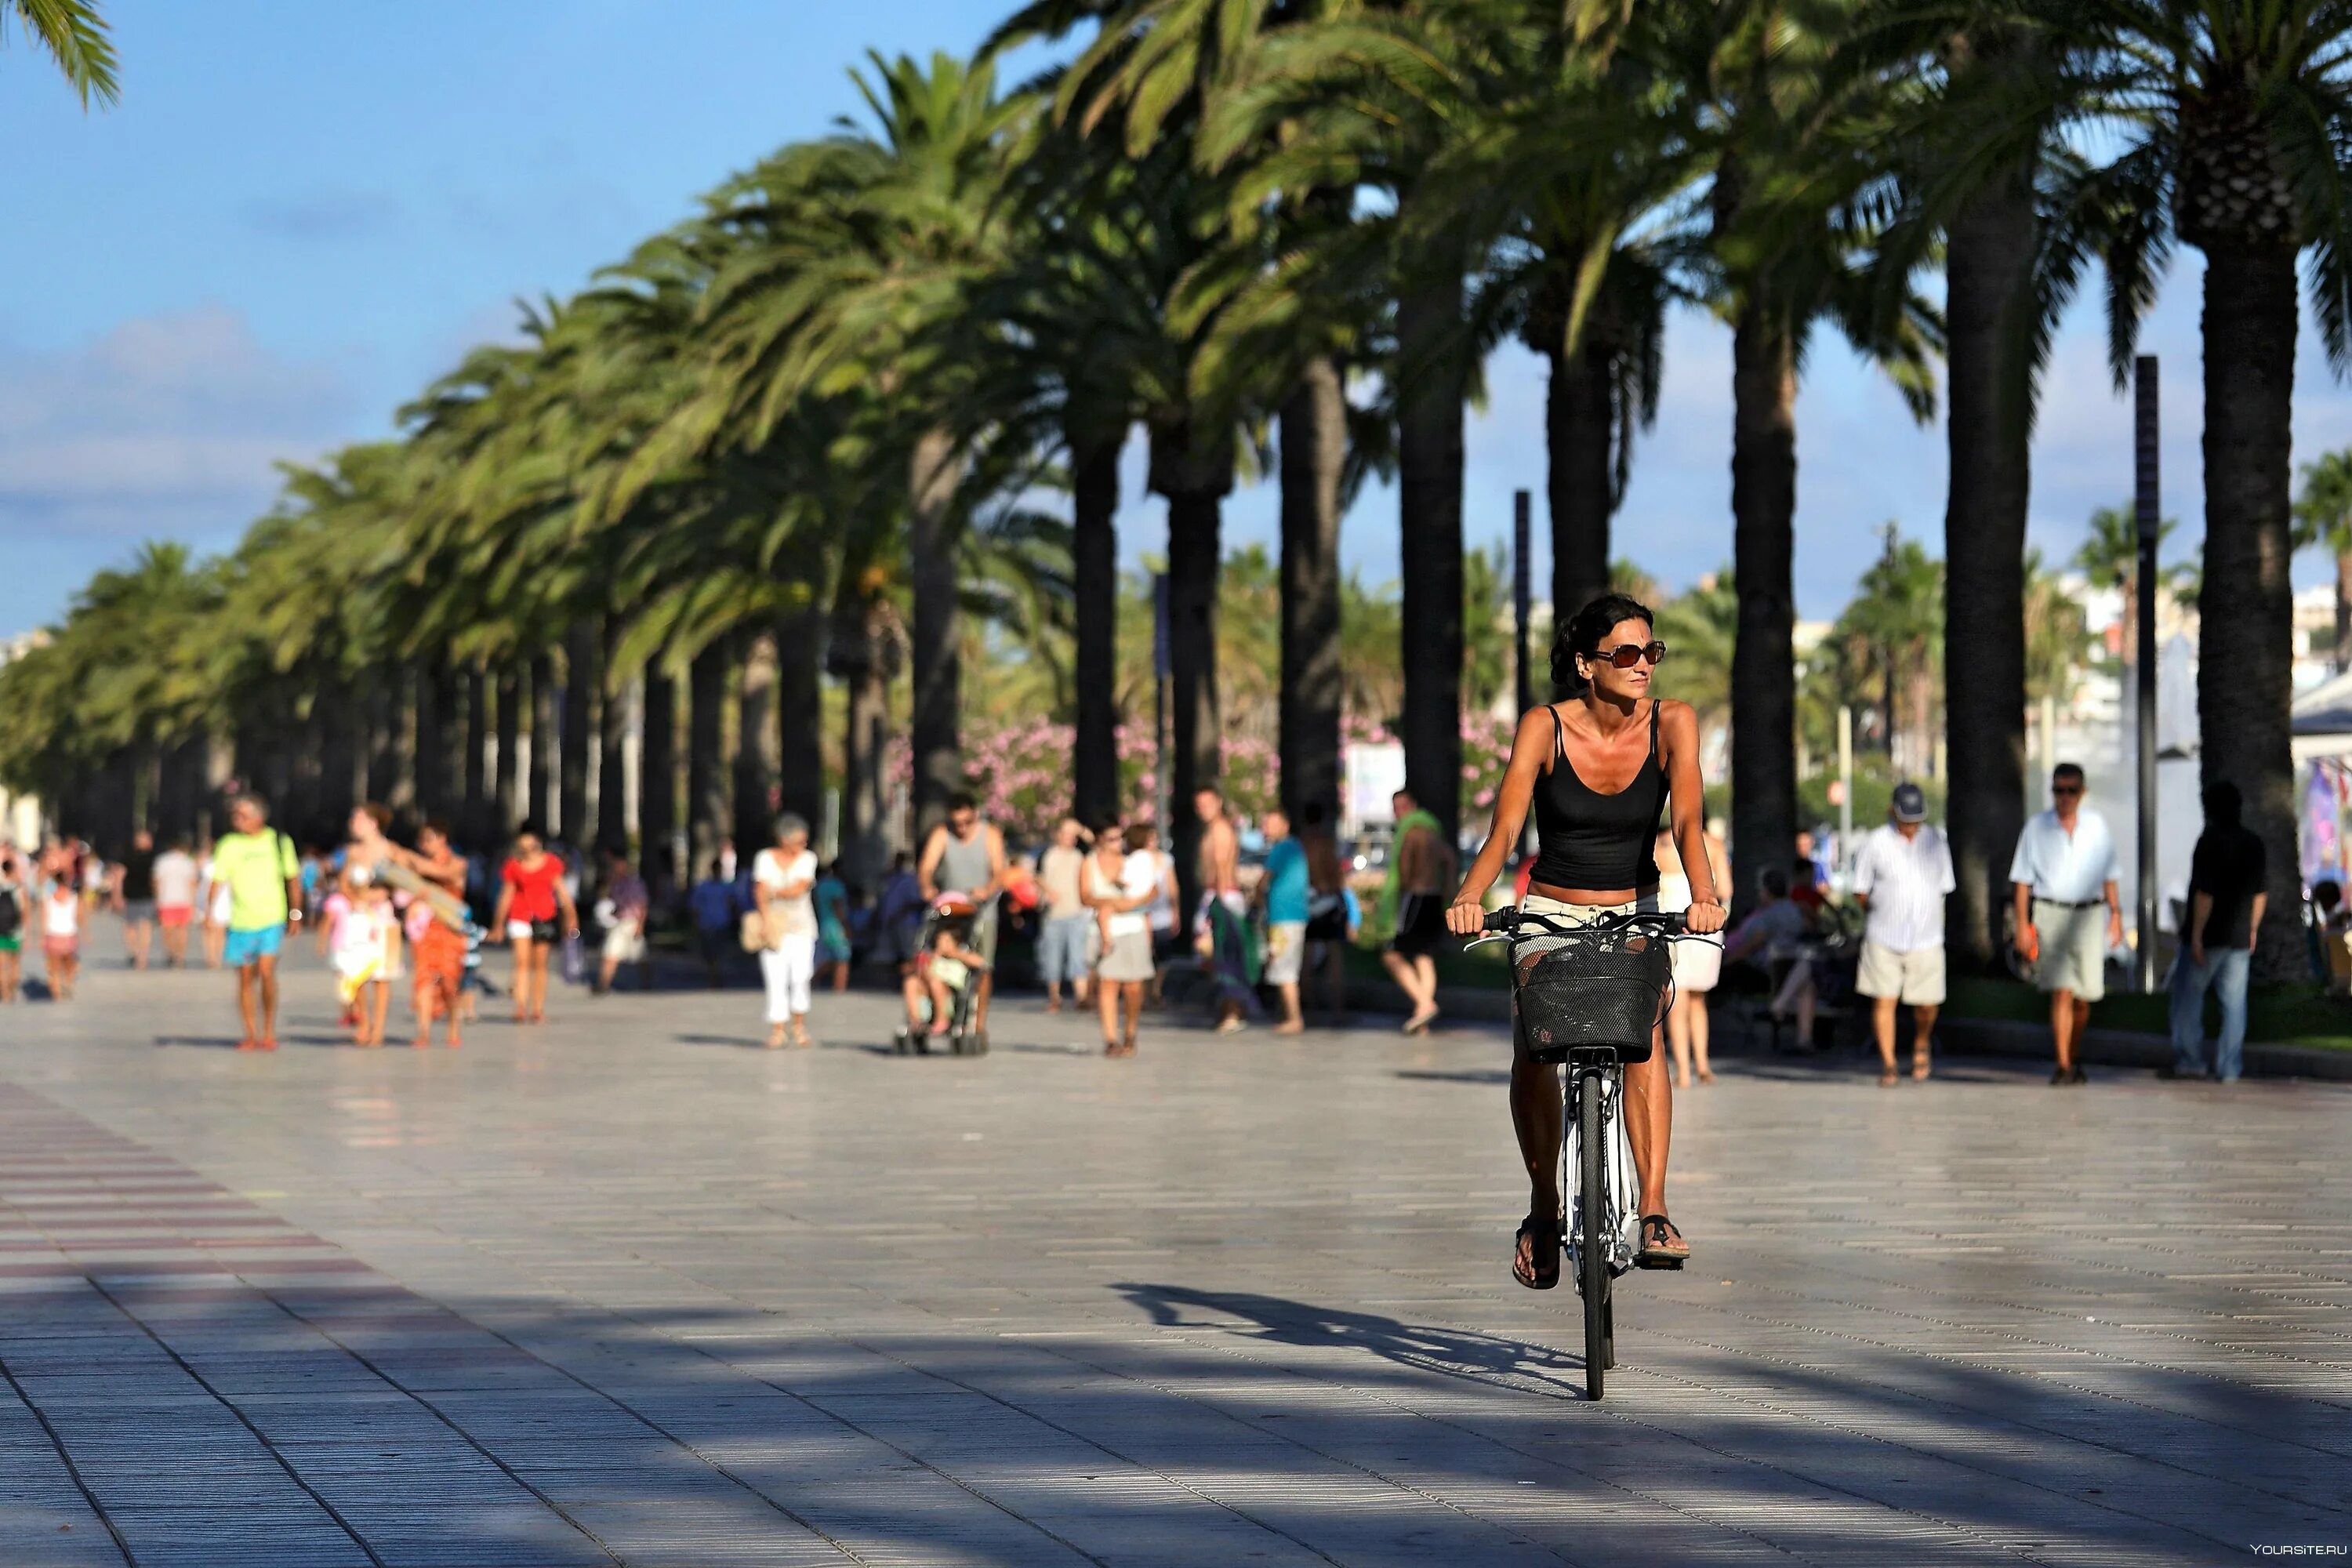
[1151,418,1232,917]
[365,679,402,806]
[641,663,677,898]
[2198,236,2302,978]
[414,665,448,820]
[1941,165,2036,970]
[687,638,732,880]
[2335,547,2351,673]
[1399,275,1466,842]
[597,621,629,855]
[1071,427,1123,828]
[560,624,596,848]
[387,674,416,811]
[1548,336,1615,666]
[776,602,825,830]
[830,583,891,895]
[317,685,357,833]
[462,666,488,847]
[494,666,521,840]
[561,622,601,849]
[735,630,778,855]
[528,653,556,834]
[1280,354,1345,829]
[909,426,962,838]
[1729,303,1800,913]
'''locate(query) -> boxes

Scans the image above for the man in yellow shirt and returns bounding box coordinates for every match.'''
[214,793,303,1051]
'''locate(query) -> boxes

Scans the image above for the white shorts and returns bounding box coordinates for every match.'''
[2032,899,2108,1001]
[601,920,645,964]
[1857,939,1947,1006]
[1264,921,1307,986]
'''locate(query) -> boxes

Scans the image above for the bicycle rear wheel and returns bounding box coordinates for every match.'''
[1577,1066,1610,1401]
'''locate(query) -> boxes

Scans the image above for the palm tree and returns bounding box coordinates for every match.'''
[2295,450,2352,671]
[5,1,117,106]
[2024,0,2352,975]
[679,53,1029,839]
[1687,0,1939,906]
[2072,502,2187,670]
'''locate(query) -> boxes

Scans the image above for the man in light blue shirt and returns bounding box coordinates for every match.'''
[2008,762,2122,1085]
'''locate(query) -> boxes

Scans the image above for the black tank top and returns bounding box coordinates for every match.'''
[1530,702,1668,891]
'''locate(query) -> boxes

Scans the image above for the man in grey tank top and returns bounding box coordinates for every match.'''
[918,793,1007,1029]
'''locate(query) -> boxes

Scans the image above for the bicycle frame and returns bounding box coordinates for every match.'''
[1561,1051,1640,1283]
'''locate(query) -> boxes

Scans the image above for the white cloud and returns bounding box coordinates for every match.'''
[0,307,354,514]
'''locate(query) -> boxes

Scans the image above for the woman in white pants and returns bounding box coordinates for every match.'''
[753,815,819,1050]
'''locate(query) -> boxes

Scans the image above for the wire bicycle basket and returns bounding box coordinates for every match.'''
[1512,921,1673,1061]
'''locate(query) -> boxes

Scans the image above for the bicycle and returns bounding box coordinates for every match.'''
[1470,905,1690,1401]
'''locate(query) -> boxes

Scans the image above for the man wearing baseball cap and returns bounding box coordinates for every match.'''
[1852,782,1955,1084]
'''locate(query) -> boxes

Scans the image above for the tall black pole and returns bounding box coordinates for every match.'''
[1152,570,1171,849]
[2134,354,2160,993]
[1513,489,1534,717]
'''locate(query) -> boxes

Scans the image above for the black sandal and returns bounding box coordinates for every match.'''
[1635,1214,1690,1270]
[1513,1214,1563,1290]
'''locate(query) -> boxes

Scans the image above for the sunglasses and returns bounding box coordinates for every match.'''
[2052,784,2083,796]
[1591,641,1668,670]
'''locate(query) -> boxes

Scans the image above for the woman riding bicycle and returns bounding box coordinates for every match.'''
[1446,593,1727,1287]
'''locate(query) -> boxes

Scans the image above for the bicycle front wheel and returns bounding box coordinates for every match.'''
[1578,1066,1610,1401]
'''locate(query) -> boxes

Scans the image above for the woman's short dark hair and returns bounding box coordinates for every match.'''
[1552,592,1657,694]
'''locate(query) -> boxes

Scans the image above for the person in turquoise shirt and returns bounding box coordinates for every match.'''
[1254,808,1312,1033]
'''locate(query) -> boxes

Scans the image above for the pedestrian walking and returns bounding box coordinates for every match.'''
[1852,782,1955,1085]
[688,860,742,986]
[492,828,576,1025]
[1254,808,1309,1034]
[397,822,470,1053]
[596,850,649,994]
[214,793,303,1051]
[2167,781,2267,1083]
[322,868,398,1047]
[152,837,198,968]
[1083,816,1156,1056]
[917,793,1006,1031]
[1301,806,1359,1024]
[39,871,81,1000]
[814,863,852,993]
[2009,762,2122,1085]
[112,829,158,971]
[753,814,819,1049]
[0,843,25,1002]
[1381,788,1455,1035]
[199,839,232,970]
[1036,817,1093,1014]
[1192,787,1255,1033]
[1653,822,1729,1087]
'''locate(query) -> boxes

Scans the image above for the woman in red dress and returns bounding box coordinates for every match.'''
[491,829,576,1025]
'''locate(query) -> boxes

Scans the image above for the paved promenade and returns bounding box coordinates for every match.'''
[0,945,2347,1566]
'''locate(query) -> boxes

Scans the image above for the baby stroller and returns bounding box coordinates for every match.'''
[894,892,991,1056]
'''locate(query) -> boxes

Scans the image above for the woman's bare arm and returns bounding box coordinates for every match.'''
[1446,706,1553,925]
[1661,702,1726,934]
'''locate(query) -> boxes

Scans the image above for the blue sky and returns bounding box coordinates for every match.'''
[2,0,2346,641]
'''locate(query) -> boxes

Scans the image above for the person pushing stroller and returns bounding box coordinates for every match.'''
[895,891,993,1054]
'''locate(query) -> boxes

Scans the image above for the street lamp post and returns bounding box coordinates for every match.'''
[1514,489,1534,717]
[2134,355,2160,993]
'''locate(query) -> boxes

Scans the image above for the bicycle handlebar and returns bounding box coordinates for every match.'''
[1475,906,1690,942]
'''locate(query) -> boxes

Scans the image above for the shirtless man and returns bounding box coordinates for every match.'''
[1193,787,1250,1033]
[1382,788,1455,1034]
